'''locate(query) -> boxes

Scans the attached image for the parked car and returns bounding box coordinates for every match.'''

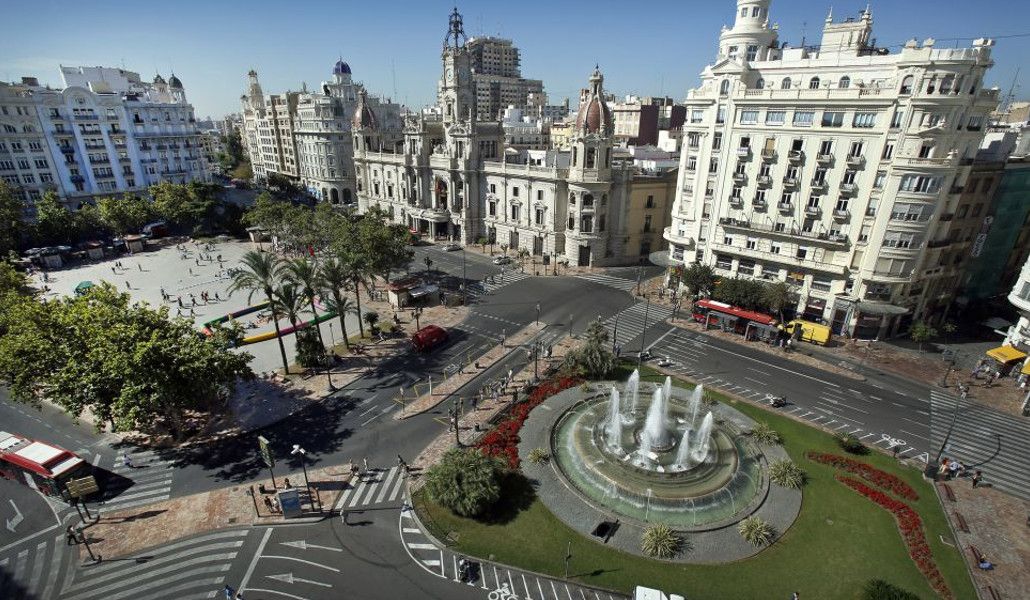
[492,255,513,265]
[411,325,449,352]
[443,243,462,251]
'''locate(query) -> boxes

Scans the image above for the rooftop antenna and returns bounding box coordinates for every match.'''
[800,20,807,48]
[1003,67,1021,113]
[391,58,397,101]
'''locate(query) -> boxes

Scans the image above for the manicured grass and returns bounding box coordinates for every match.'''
[415,365,974,599]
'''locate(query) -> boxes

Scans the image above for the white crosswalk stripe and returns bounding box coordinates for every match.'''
[574,273,639,292]
[929,389,1030,500]
[98,449,176,512]
[335,466,407,511]
[62,529,252,600]
[467,271,531,298]
[601,302,675,348]
[0,533,72,600]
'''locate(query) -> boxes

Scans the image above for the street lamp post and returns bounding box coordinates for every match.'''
[635,265,643,296]
[291,445,320,512]
[535,303,540,325]
[413,307,422,331]
[611,311,620,353]
[637,294,651,368]
[462,247,468,306]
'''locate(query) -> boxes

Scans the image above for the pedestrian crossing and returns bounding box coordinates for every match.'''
[602,301,675,349]
[333,465,407,512]
[0,531,72,600]
[574,273,639,292]
[60,529,253,600]
[467,271,532,299]
[929,389,1030,501]
[97,449,176,513]
[399,507,628,600]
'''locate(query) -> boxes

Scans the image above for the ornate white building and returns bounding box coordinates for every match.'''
[665,0,999,338]
[352,9,673,267]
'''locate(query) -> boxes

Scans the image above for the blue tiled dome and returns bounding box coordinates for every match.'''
[333,60,351,75]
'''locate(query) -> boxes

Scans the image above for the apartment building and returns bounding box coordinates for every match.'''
[463,36,545,120]
[664,0,998,338]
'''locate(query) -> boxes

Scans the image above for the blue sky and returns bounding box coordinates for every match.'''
[2,0,1027,118]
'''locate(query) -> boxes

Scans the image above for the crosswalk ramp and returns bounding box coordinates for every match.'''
[929,389,1030,501]
[60,529,253,600]
[467,271,532,298]
[0,531,73,600]
[333,465,407,511]
[97,449,175,513]
[399,508,628,600]
[574,273,639,292]
[602,302,675,348]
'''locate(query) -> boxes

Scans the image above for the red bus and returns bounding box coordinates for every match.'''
[691,299,779,338]
[0,431,93,501]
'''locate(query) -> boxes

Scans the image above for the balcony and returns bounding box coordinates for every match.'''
[839,182,858,195]
[939,212,954,222]
[761,149,777,160]
[718,217,850,251]
[753,198,768,210]
[782,176,798,187]
[59,145,74,154]
[49,112,64,120]
[787,150,804,163]
[756,174,772,187]
[816,153,834,164]
[736,147,751,159]
[73,114,99,121]
[927,239,951,249]
[832,208,851,220]
[777,201,793,213]
[119,157,132,164]
[732,172,747,184]
[805,205,822,217]
[663,226,695,249]
[846,154,865,168]
[810,179,827,192]
[729,196,744,208]
[948,186,964,195]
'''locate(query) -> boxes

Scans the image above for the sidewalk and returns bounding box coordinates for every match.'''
[75,464,353,559]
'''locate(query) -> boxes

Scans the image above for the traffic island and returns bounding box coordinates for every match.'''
[73,464,354,560]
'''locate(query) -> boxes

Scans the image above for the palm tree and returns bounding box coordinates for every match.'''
[319,256,357,350]
[274,282,305,343]
[340,252,370,338]
[228,250,289,372]
[283,257,327,353]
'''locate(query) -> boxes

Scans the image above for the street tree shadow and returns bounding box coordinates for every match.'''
[477,472,536,525]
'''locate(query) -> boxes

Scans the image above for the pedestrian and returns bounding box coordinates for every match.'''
[189,267,194,276]
[111,267,116,275]
[177,297,183,308]
[362,457,369,474]
[972,470,983,488]
[192,297,197,307]
[791,593,800,600]
[397,454,407,472]
[948,460,960,479]
[215,292,220,301]
[224,585,235,599]
[66,525,78,545]
[125,281,130,290]
[138,263,142,272]
[938,458,949,479]
[350,462,359,480]
[121,453,134,469]
[284,477,292,489]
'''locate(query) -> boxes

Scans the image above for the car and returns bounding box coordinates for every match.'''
[443,242,462,251]
[492,255,513,265]
[411,325,449,352]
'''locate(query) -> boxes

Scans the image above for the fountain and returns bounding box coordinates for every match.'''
[552,373,769,529]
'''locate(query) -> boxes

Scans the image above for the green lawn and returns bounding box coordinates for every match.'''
[414,365,974,599]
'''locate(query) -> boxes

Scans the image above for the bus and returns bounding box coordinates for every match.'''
[0,431,93,501]
[691,299,779,339]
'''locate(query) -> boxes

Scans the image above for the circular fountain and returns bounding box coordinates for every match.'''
[551,371,768,530]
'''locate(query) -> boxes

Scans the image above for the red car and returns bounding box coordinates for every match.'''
[411,325,449,352]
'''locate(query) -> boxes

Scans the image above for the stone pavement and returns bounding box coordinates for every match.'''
[938,474,1030,599]
[75,464,353,559]
[395,321,546,419]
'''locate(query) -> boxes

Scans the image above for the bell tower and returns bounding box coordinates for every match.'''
[439,7,474,124]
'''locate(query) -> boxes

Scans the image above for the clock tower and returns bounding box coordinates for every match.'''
[439,7,474,124]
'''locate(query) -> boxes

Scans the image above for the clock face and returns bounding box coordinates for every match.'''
[446,67,454,83]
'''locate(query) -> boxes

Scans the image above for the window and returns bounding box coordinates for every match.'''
[941,74,955,94]
[770,242,781,254]
[644,215,653,232]
[537,190,544,201]
[882,143,894,160]
[780,77,792,90]
[839,76,851,89]
[645,195,655,208]
[926,76,937,94]
[755,189,767,202]
[568,216,575,230]
[809,77,821,89]
[822,112,844,127]
[791,139,804,152]
[535,208,544,225]
[807,195,821,208]
[716,106,726,124]
[715,254,733,269]
[796,246,809,259]
[918,143,933,158]
[511,204,520,221]
[899,174,941,194]
[586,148,596,168]
[853,112,876,128]
[489,183,496,193]
[849,141,864,157]
[690,109,704,123]
[581,215,593,233]
[759,162,771,177]
[723,234,734,245]
[686,156,697,171]
[874,171,886,189]
[967,115,984,131]
[709,157,719,173]
[739,136,751,149]
[971,203,983,217]
[755,77,765,89]
[813,169,827,184]
[765,111,785,125]
[731,186,742,199]
[842,171,857,185]
[740,110,758,124]
[720,80,730,95]
[489,201,496,216]
[793,111,814,126]
[583,194,594,207]
[900,75,914,95]
[712,133,722,150]
[746,45,758,61]
[890,110,904,129]
[687,133,700,148]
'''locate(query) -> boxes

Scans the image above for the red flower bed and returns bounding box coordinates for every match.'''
[836,475,952,599]
[476,376,582,468]
[806,451,919,501]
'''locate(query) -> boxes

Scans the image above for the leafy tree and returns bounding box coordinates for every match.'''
[0,262,31,298]
[319,256,357,350]
[244,192,292,241]
[425,448,503,518]
[72,204,111,241]
[0,180,27,254]
[274,282,305,344]
[909,321,937,353]
[97,194,156,234]
[283,257,328,353]
[862,579,920,600]
[713,277,766,310]
[681,263,717,299]
[763,281,794,322]
[363,310,380,332]
[230,162,253,181]
[563,318,617,379]
[228,251,290,372]
[222,129,245,167]
[356,207,413,284]
[294,328,324,369]
[32,192,77,245]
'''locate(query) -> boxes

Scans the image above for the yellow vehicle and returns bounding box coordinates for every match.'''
[782,319,832,346]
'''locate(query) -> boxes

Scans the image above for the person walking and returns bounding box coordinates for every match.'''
[138,263,142,272]
[972,470,983,488]
[66,526,78,545]
[362,457,369,475]
[125,281,130,290]
[121,453,134,469]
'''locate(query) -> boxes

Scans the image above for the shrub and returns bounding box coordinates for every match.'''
[749,422,781,445]
[835,432,868,454]
[862,579,921,600]
[769,459,805,489]
[424,448,504,518]
[737,516,775,547]
[641,522,682,559]
[363,310,380,330]
[526,447,550,465]
[476,375,581,468]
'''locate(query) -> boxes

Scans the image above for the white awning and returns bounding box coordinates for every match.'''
[409,284,440,299]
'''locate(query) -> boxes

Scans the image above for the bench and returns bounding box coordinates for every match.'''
[954,511,970,533]
[941,482,957,502]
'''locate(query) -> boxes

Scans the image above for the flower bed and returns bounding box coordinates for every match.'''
[477,376,581,468]
[806,451,919,501]
[836,475,952,599]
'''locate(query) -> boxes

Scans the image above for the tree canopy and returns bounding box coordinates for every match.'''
[425,448,504,518]
[564,318,617,379]
[681,263,717,299]
[0,180,25,256]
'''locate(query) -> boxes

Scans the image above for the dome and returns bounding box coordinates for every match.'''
[153,73,166,85]
[333,60,352,75]
[168,74,183,89]
[575,67,613,135]
[352,89,377,129]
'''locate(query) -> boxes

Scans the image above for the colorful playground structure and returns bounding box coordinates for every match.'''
[201,301,337,345]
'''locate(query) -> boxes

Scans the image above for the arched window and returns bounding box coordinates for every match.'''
[755,78,765,89]
[343,189,352,203]
[583,194,594,207]
[899,75,914,95]
[719,80,730,96]
[569,192,576,206]
[586,147,596,169]
[572,146,577,166]
[940,75,955,94]
[330,188,339,203]
[926,76,937,94]
[809,77,820,89]
[780,77,792,90]
[839,76,850,89]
